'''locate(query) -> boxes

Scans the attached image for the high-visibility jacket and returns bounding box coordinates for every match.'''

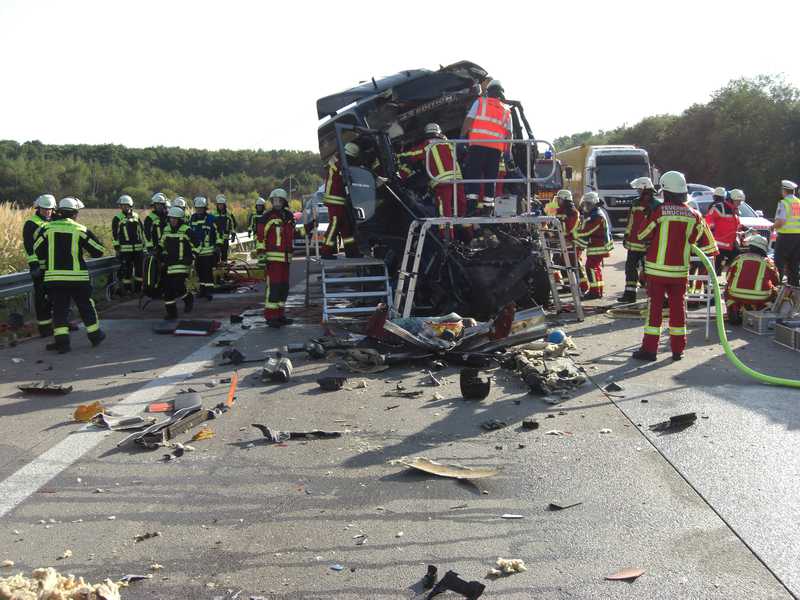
[544,197,559,217]
[189,213,218,256]
[726,253,780,302]
[398,138,462,187]
[705,199,740,250]
[638,202,704,280]
[143,211,166,250]
[214,210,237,244]
[256,208,295,263]
[575,208,613,256]
[624,204,651,252]
[696,219,719,256]
[23,212,47,267]
[248,210,265,239]
[111,211,145,253]
[467,97,511,152]
[322,157,349,206]
[556,205,580,244]
[159,223,195,275]
[776,195,800,234]
[33,217,105,284]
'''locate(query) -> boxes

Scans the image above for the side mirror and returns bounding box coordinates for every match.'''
[755,210,764,218]
[564,166,573,180]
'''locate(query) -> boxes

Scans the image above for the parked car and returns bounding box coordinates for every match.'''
[687,196,776,248]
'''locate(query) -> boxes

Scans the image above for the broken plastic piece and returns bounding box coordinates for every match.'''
[147,402,173,413]
[426,570,485,599]
[391,456,498,479]
[18,382,73,395]
[521,419,539,430]
[605,568,645,582]
[460,368,491,400]
[92,414,156,431]
[73,401,104,423]
[251,424,342,443]
[480,419,508,431]
[191,427,214,441]
[119,573,153,583]
[225,371,238,408]
[262,357,293,383]
[501,514,524,519]
[547,500,582,511]
[649,412,697,432]
[317,377,346,391]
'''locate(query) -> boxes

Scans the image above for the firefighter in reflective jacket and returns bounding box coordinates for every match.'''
[33,197,106,353]
[724,234,780,325]
[159,206,195,320]
[774,179,800,286]
[213,194,237,264]
[619,177,658,303]
[143,192,169,252]
[554,189,585,290]
[111,195,145,295]
[249,197,267,239]
[321,143,361,258]
[633,171,705,362]
[189,196,218,299]
[257,188,295,327]
[574,192,613,300]
[705,186,742,274]
[24,194,56,336]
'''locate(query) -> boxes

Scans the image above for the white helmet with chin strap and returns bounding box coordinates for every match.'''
[35,194,57,209]
[167,206,185,219]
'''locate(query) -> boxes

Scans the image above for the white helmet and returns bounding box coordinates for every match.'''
[660,171,688,194]
[555,189,573,202]
[781,179,797,191]
[164,199,171,208]
[425,123,443,137]
[729,188,745,203]
[713,186,727,198]
[193,196,208,208]
[172,196,187,209]
[344,142,360,158]
[58,197,81,211]
[581,191,600,208]
[34,194,57,209]
[256,197,266,206]
[487,79,504,93]
[151,192,167,205]
[75,198,85,209]
[117,194,134,206]
[215,194,227,205]
[167,206,185,219]
[269,188,288,200]
[630,177,655,190]
[746,234,769,254]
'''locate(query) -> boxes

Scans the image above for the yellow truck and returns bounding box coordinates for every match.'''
[556,144,653,232]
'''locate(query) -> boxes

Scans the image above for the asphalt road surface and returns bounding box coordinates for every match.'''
[1,248,798,599]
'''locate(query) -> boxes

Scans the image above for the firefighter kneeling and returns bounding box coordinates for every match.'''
[258,188,295,328]
[724,234,780,325]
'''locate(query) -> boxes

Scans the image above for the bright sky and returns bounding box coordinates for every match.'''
[2,0,799,153]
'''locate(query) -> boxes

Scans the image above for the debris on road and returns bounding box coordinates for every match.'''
[425,570,485,599]
[649,412,697,432]
[487,557,527,577]
[480,419,508,431]
[383,389,424,399]
[384,404,400,411]
[18,382,73,395]
[134,531,162,543]
[421,564,438,590]
[92,413,156,431]
[148,563,163,571]
[261,357,293,383]
[58,549,72,560]
[251,424,342,443]
[329,564,344,572]
[599,428,612,434]
[73,401,104,422]
[605,568,645,582]
[1,560,14,568]
[317,377,346,391]
[460,368,491,400]
[0,567,121,599]
[191,427,215,441]
[521,419,539,430]
[604,381,624,393]
[544,430,565,436]
[500,514,524,519]
[390,456,499,479]
[547,500,583,511]
[119,573,153,584]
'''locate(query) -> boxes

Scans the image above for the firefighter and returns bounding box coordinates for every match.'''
[213,194,237,264]
[774,179,800,286]
[23,194,56,337]
[249,197,267,239]
[111,195,145,295]
[189,196,218,300]
[554,189,585,291]
[633,171,705,362]
[724,234,780,325]
[143,192,169,252]
[33,197,105,353]
[460,79,512,216]
[618,177,657,303]
[172,196,190,217]
[574,192,613,300]
[257,188,295,328]
[321,142,361,258]
[705,186,742,274]
[159,206,195,320]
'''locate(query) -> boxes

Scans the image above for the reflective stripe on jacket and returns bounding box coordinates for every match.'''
[112,211,145,252]
[23,214,46,265]
[33,218,105,283]
[777,195,800,234]
[256,209,295,263]
[467,97,511,152]
[574,209,613,256]
[189,213,218,256]
[159,223,195,275]
[624,206,649,252]
[726,253,780,302]
[705,200,740,250]
[322,158,347,205]
[638,202,704,279]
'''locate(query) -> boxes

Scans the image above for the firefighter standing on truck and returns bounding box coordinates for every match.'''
[33,197,106,353]
[633,171,705,362]
[724,234,780,325]
[213,194,237,264]
[705,186,742,274]
[773,179,800,286]
[189,196,218,300]
[23,194,56,337]
[257,188,295,328]
[159,206,195,320]
[574,192,613,300]
[618,177,658,304]
[321,143,361,258]
[111,195,145,296]
[460,79,512,215]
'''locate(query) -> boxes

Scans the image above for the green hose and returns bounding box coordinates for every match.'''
[692,245,800,388]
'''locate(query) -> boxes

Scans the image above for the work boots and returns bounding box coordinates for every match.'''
[617,291,637,304]
[632,349,657,362]
[46,338,71,354]
[89,330,106,347]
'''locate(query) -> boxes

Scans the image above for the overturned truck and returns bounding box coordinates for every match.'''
[315,60,577,321]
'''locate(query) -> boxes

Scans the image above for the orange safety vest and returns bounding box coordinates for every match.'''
[467,97,510,151]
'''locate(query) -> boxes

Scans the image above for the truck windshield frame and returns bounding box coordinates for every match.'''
[534,159,563,189]
[595,155,650,190]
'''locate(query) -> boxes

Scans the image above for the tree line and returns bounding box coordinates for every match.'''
[553,75,800,214]
[0,142,323,207]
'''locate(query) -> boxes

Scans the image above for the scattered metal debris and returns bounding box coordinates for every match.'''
[547,501,582,511]
[261,357,293,383]
[421,565,438,590]
[251,424,342,443]
[390,456,499,479]
[73,401,104,423]
[426,570,485,599]
[604,381,624,393]
[18,382,72,395]
[649,412,697,432]
[134,531,162,543]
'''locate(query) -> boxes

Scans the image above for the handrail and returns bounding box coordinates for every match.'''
[0,257,119,301]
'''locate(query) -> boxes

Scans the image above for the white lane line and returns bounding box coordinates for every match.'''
[0,327,247,519]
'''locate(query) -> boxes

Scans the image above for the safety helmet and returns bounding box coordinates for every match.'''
[151,192,167,205]
[344,142,360,158]
[781,179,798,191]
[167,206,185,219]
[34,194,57,209]
[256,197,266,206]
[215,194,227,204]
[487,79,504,94]
[713,186,727,198]
[269,188,288,201]
[729,188,745,203]
[424,123,443,137]
[746,234,769,254]
[193,196,207,208]
[659,171,688,194]
[556,189,573,202]
[630,177,655,190]
[58,197,81,211]
[580,191,600,208]
[76,198,85,209]
[117,194,134,206]
[172,196,187,209]
[164,199,171,208]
